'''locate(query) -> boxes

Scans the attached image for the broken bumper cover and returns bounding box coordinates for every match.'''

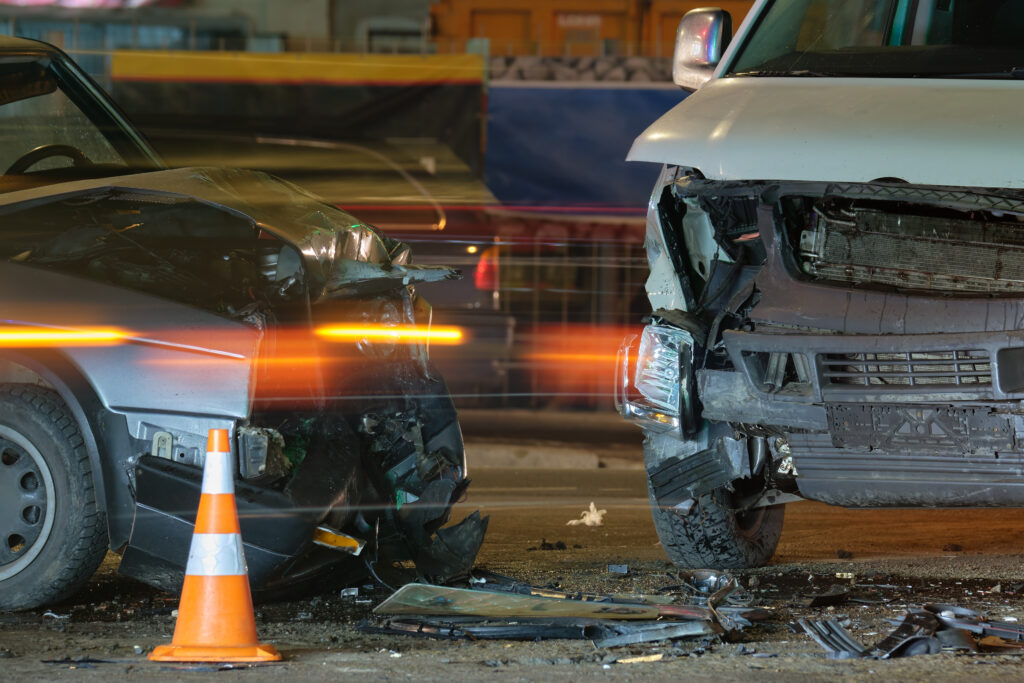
[616,324,697,435]
[118,456,318,593]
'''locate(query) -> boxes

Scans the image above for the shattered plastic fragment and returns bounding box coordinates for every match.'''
[567,502,607,527]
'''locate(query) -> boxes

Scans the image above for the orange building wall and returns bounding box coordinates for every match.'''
[431,0,755,57]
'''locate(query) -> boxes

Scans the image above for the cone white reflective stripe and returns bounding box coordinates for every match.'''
[200,450,235,495]
[184,533,247,576]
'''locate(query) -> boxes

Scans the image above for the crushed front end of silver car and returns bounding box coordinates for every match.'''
[619,168,1024,568]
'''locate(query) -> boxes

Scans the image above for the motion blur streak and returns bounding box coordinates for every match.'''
[315,325,464,344]
[0,326,126,346]
[524,324,641,405]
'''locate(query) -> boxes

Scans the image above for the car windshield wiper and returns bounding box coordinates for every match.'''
[731,69,836,77]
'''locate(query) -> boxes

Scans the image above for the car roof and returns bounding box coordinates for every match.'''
[0,35,60,55]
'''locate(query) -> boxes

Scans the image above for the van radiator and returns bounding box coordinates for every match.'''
[798,208,1024,294]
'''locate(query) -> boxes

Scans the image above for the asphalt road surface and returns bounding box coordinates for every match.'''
[6,466,1024,681]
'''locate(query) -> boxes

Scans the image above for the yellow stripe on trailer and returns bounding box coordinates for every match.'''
[111,50,485,85]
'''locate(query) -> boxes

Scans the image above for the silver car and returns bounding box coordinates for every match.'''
[0,37,484,610]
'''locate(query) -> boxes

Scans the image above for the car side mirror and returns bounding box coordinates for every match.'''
[672,8,732,91]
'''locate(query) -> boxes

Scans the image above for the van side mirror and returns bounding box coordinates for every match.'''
[673,8,732,91]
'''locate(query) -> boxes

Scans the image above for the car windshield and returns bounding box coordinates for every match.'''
[0,53,158,183]
[728,0,1024,78]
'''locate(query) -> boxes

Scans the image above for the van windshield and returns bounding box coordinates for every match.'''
[728,0,1024,78]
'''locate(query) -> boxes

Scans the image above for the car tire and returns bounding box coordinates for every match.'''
[647,478,783,569]
[0,384,107,611]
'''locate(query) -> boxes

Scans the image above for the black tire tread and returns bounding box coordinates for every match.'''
[0,384,107,610]
[648,482,783,570]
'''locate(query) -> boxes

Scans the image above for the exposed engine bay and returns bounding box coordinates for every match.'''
[0,168,484,594]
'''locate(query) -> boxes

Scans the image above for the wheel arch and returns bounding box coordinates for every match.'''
[0,349,126,549]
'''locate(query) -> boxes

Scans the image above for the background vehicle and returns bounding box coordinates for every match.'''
[0,37,482,611]
[618,0,1024,568]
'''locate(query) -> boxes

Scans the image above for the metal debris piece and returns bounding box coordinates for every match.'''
[567,502,606,527]
[800,609,940,659]
[376,583,716,621]
[924,603,1024,642]
[359,616,591,641]
[590,620,721,648]
[798,618,869,659]
[935,628,978,652]
[608,564,629,575]
[340,587,359,598]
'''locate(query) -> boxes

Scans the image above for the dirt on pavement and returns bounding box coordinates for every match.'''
[5,467,1024,681]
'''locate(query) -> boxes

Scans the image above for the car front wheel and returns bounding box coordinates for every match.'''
[0,385,107,611]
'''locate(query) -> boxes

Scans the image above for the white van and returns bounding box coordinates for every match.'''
[619,1,1024,568]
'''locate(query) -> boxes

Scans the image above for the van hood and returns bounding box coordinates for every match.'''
[628,77,1024,189]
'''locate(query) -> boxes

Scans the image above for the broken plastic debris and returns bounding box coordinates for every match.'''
[340,587,359,598]
[608,564,629,575]
[566,502,606,527]
[42,611,70,619]
[835,573,855,580]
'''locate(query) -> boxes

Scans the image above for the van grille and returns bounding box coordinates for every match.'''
[821,350,992,388]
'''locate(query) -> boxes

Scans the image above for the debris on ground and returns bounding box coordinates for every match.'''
[800,602,1024,659]
[363,565,777,651]
[566,502,607,527]
[608,564,629,575]
[802,585,850,608]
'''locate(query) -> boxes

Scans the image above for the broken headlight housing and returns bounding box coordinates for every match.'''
[616,324,697,435]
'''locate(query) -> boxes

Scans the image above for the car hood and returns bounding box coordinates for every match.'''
[628,77,1024,189]
[0,167,454,297]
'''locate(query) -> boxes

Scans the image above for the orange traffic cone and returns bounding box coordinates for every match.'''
[149,429,281,663]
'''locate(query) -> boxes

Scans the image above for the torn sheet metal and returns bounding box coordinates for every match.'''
[467,571,769,628]
[375,583,716,621]
[924,603,1024,642]
[358,617,592,641]
[800,609,940,659]
[590,620,721,648]
[360,615,720,647]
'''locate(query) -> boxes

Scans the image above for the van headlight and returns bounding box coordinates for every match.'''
[617,324,697,434]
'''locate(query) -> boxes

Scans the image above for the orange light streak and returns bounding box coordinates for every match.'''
[315,325,464,345]
[0,326,127,347]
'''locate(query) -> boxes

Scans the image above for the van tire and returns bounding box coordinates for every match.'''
[648,479,783,569]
